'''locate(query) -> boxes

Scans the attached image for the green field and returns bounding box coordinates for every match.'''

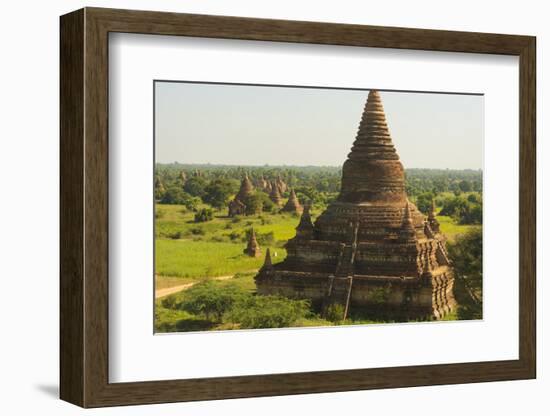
[437,215,480,242]
[155,204,292,281]
[156,239,286,278]
[156,204,302,241]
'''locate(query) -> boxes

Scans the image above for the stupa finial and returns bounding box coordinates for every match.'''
[338,90,407,204]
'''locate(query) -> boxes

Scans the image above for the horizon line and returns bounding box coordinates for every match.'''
[155,162,483,171]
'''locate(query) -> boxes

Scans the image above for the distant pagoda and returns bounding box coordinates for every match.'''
[154,175,165,194]
[228,174,254,217]
[276,175,288,194]
[243,228,262,257]
[269,181,283,206]
[281,188,303,214]
[255,90,456,321]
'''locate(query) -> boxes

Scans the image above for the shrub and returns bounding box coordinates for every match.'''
[178,281,249,322]
[194,208,213,223]
[168,231,183,240]
[325,304,345,323]
[226,296,310,329]
[160,187,200,210]
[161,295,177,309]
[227,231,241,241]
[190,226,205,235]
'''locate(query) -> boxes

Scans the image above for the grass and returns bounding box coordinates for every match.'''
[155,204,303,242]
[155,203,297,279]
[156,239,286,278]
[437,214,480,242]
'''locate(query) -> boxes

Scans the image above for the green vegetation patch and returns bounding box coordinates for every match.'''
[156,239,286,279]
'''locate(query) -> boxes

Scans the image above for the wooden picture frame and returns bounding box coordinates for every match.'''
[60,7,536,408]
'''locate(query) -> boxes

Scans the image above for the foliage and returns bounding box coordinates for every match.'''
[242,193,265,215]
[194,208,213,223]
[226,295,311,329]
[448,228,483,320]
[368,286,391,304]
[160,187,200,210]
[439,195,482,224]
[183,176,208,198]
[203,179,239,209]
[325,304,345,323]
[458,180,473,192]
[415,191,435,214]
[178,281,249,322]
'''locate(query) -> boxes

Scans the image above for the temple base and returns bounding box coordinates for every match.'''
[255,269,457,322]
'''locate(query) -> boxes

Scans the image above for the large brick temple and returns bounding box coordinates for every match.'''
[255,90,456,321]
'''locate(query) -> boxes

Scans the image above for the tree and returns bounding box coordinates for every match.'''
[203,179,239,209]
[448,228,482,319]
[415,192,435,215]
[243,192,273,215]
[194,208,213,223]
[178,281,248,322]
[160,187,200,210]
[439,195,481,225]
[467,193,481,203]
[458,180,473,192]
[183,176,208,198]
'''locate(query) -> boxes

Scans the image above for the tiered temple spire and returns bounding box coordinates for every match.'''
[243,228,261,257]
[339,90,406,204]
[256,90,456,321]
[228,175,255,217]
[281,188,303,213]
[235,174,254,201]
[269,181,282,206]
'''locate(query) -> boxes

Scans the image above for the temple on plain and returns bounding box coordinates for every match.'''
[255,90,457,321]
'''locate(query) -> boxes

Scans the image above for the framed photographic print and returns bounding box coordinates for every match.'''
[60,7,536,408]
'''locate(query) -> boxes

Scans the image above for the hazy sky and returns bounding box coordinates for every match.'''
[155,82,483,169]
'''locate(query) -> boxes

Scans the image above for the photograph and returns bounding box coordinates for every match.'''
[153,82,483,333]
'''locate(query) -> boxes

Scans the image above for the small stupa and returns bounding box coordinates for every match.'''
[154,175,165,194]
[180,170,187,183]
[276,175,288,194]
[255,90,456,321]
[281,188,303,214]
[269,181,283,206]
[228,174,255,217]
[427,199,440,234]
[243,228,262,257]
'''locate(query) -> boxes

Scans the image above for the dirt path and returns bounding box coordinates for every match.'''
[155,274,238,299]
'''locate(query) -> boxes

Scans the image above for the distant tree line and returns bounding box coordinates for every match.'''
[155,164,483,222]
